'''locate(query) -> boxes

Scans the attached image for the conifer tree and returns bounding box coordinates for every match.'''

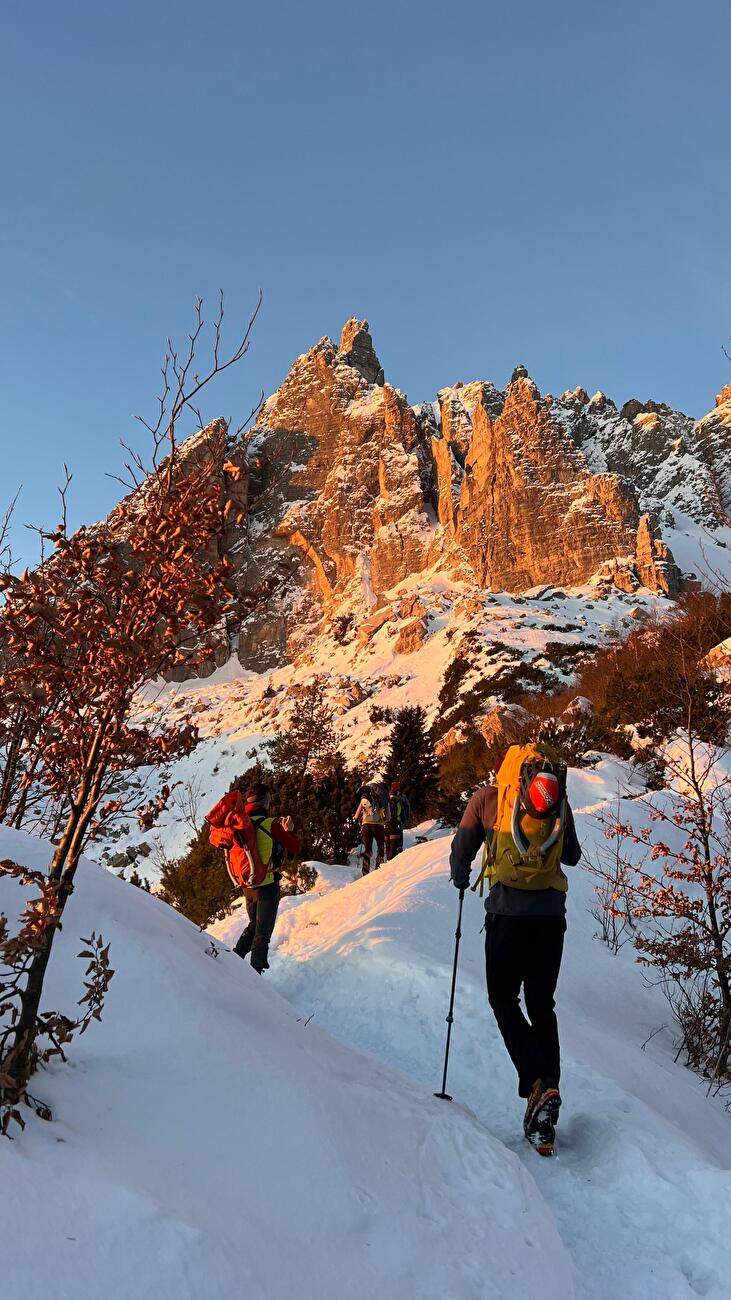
[267,676,338,781]
[386,706,439,821]
[307,755,364,863]
[158,827,238,928]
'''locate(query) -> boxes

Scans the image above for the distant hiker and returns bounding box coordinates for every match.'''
[353,783,389,874]
[386,781,411,860]
[205,783,299,974]
[449,743,581,1156]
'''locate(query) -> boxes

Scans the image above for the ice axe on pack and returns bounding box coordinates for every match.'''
[434,889,464,1102]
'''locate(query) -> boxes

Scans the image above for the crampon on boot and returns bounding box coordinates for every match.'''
[523,1080,561,1157]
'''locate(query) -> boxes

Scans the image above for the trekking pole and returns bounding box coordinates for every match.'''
[435,889,464,1101]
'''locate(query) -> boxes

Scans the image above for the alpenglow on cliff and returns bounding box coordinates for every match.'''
[120,319,731,674]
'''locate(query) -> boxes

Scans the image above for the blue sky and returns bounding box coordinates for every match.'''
[2,0,729,561]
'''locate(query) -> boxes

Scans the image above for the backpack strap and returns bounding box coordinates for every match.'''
[250,814,275,863]
[471,833,497,897]
[471,784,507,896]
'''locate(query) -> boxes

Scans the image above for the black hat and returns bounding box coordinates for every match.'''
[244,782,271,806]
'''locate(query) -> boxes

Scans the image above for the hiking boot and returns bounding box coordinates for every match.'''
[532,1108,558,1157]
[523,1079,561,1141]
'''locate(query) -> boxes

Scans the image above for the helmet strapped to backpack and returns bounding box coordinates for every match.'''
[519,755,566,819]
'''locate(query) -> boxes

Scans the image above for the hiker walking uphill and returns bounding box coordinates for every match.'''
[353,783,388,874]
[386,782,411,860]
[205,783,299,974]
[449,744,581,1156]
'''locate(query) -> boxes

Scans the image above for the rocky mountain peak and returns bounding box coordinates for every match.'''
[337,318,384,386]
[104,324,730,677]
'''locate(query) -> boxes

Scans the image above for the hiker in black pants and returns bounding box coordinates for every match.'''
[449,749,581,1151]
[386,781,411,860]
[353,785,388,874]
[231,784,299,972]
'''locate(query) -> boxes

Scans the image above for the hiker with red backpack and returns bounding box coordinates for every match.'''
[205,783,299,974]
[449,743,581,1155]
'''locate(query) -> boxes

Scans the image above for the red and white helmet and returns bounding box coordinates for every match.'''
[519,760,563,819]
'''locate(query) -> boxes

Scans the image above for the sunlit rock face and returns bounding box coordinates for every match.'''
[453,373,640,591]
[108,322,728,673]
[234,320,437,667]
[693,383,731,519]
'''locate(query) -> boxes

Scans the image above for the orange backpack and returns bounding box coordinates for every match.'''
[206,790,242,830]
[205,792,273,888]
[473,743,568,894]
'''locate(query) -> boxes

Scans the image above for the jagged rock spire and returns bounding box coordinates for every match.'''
[338,319,384,386]
[635,513,681,598]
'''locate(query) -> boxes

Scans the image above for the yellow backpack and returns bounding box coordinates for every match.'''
[472,743,568,894]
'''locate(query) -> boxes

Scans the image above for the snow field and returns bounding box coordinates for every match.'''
[209,765,731,1300]
[0,824,573,1300]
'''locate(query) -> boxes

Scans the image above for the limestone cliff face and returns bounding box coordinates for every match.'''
[557,385,731,529]
[432,381,503,535]
[694,383,731,518]
[251,320,435,594]
[234,321,437,666]
[634,513,682,598]
[452,374,639,590]
[115,322,728,673]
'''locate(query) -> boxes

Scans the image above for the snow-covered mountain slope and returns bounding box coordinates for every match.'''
[0,824,573,1300]
[210,761,731,1300]
[92,572,685,872]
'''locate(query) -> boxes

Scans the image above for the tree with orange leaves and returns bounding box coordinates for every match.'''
[0,293,268,1129]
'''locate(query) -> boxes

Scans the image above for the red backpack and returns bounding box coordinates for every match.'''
[205,792,272,888]
[206,790,242,830]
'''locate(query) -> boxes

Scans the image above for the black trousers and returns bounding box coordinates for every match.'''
[234,880,281,972]
[386,828,403,860]
[485,913,566,1098]
[361,824,385,871]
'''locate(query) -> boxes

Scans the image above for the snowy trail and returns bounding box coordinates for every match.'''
[1,825,573,1300]
[213,799,731,1300]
